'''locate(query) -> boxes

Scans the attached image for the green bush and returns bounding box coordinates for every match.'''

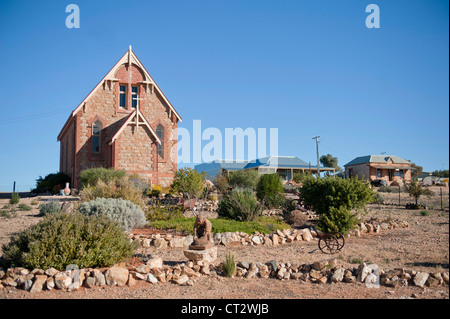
[1,212,137,270]
[217,188,264,222]
[256,173,285,208]
[317,206,358,235]
[299,176,374,234]
[18,204,32,211]
[78,197,146,232]
[171,168,205,199]
[147,202,185,221]
[32,172,70,194]
[221,252,236,277]
[39,202,61,216]
[300,176,374,216]
[80,167,126,187]
[228,170,260,191]
[10,192,20,204]
[79,177,147,213]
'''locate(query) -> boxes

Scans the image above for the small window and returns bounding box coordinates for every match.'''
[156,124,164,158]
[377,169,381,178]
[119,85,127,108]
[399,169,404,179]
[92,121,102,153]
[131,86,138,108]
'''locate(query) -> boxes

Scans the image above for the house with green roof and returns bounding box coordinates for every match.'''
[344,155,414,186]
[195,156,335,182]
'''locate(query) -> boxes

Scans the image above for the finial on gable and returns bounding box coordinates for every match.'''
[128,45,132,66]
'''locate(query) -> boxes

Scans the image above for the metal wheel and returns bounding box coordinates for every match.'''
[318,234,339,254]
[329,231,345,251]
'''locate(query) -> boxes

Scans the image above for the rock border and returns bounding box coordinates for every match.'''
[131,218,410,249]
[1,257,448,293]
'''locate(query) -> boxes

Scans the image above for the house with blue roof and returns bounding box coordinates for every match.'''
[195,156,336,183]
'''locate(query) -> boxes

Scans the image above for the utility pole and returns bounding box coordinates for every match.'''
[312,136,320,177]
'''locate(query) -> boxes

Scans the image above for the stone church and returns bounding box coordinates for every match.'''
[57,46,181,188]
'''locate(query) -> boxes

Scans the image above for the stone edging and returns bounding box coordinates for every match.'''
[131,218,410,249]
[1,256,448,293]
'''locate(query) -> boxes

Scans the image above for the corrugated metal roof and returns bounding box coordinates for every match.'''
[344,155,411,167]
[196,156,334,172]
[244,156,312,169]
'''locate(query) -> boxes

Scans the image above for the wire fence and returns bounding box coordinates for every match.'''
[376,186,449,210]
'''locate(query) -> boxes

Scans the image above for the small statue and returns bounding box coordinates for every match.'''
[190,214,213,250]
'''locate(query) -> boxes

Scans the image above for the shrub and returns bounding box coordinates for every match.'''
[228,170,260,190]
[78,197,146,232]
[420,210,430,216]
[148,185,162,198]
[1,212,137,270]
[300,176,374,216]
[221,252,236,277]
[171,168,205,199]
[39,201,62,216]
[79,177,147,213]
[147,202,185,221]
[10,192,20,204]
[317,206,358,235]
[299,176,374,234]
[18,204,32,211]
[256,173,285,208]
[217,188,263,222]
[32,172,71,194]
[404,179,433,206]
[80,167,126,187]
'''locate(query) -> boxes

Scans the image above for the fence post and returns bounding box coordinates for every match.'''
[13,181,16,193]
[398,185,401,206]
[441,187,443,211]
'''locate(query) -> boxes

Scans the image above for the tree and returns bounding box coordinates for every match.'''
[410,162,423,179]
[432,170,449,178]
[256,173,285,208]
[228,169,260,190]
[320,154,341,173]
[299,175,374,235]
[170,168,205,199]
[403,179,433,206]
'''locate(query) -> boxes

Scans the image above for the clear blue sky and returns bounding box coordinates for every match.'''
[0,0,448,191]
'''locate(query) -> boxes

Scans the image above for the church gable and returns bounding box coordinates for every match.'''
[58,46,180,188]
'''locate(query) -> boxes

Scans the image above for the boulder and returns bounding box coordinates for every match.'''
[146,257,163,269]
[413,272,429,288]
[105,266,129,287]
[30,275,47,293]
[331,267,345,283]
[184,247,218,263]
[153,238,168,250]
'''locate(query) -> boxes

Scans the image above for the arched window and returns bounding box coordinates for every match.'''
[92,121,102,153]
[156,124,164,158]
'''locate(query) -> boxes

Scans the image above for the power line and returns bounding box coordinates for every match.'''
[0,107,73,125]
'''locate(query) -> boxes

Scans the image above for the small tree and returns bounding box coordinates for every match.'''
[320,154,342,173]
[171,168,205,199]
[256,173,285,208]
[299,176,374,235]
[228,170,260,190]
[403,179,433,206]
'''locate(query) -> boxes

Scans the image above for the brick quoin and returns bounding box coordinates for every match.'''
[57,46,181,189]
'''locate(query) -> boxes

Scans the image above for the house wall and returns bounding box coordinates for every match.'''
[345,163,370,179]
[346,163,412,186]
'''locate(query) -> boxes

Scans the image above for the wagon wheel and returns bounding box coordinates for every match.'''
[318,234,340,254]
[329,231,345,251]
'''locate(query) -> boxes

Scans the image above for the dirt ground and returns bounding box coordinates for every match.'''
[0,189,449,300]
